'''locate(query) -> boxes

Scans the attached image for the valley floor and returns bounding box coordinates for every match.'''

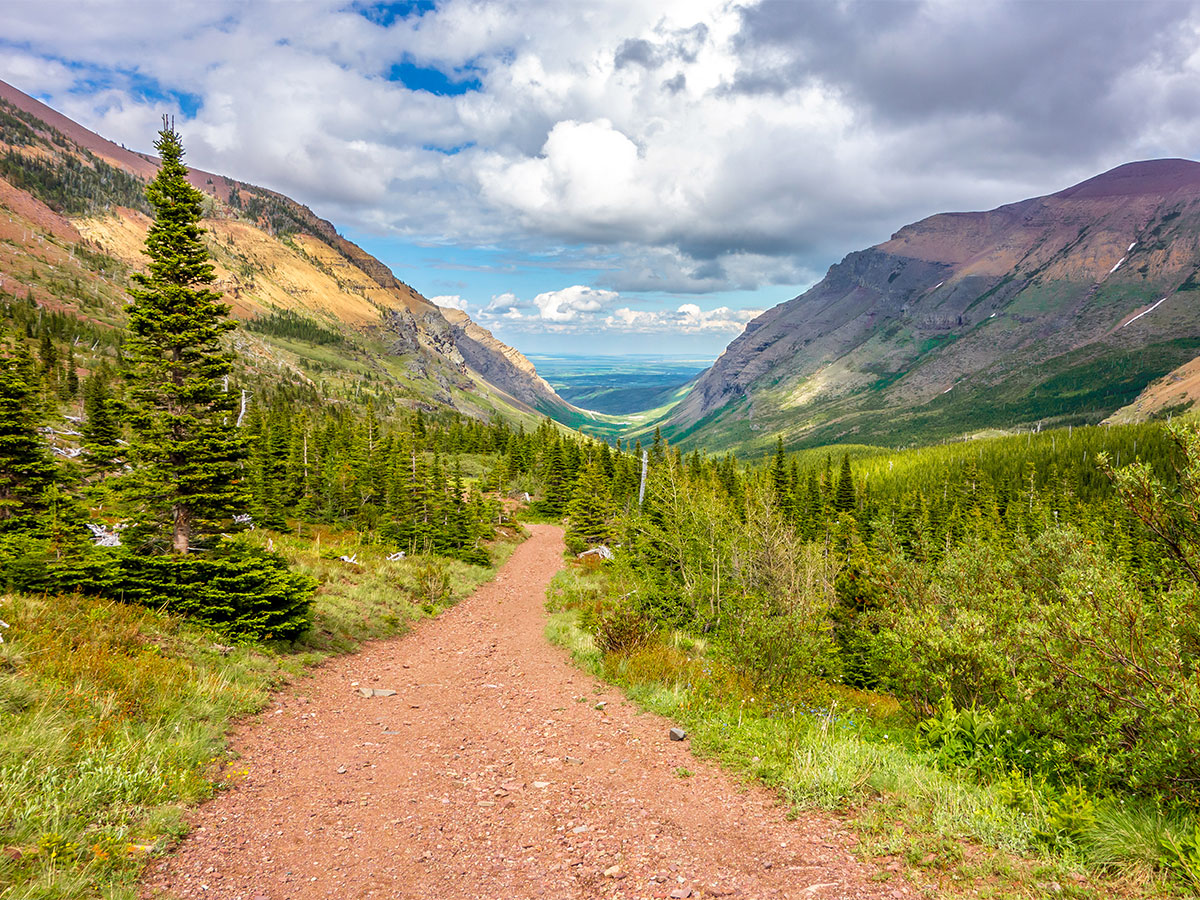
[140,525,890,900]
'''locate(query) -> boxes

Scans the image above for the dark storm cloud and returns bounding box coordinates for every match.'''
[734,0,1200,167]
[614,38,659,69]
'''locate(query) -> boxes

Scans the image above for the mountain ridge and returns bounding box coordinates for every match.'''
[0,78,575,423]
[665,157,1200,452]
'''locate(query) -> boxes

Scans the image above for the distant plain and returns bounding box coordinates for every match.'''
[529,354,711,415]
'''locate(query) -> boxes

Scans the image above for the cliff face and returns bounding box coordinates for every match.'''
[668,159,1200,451]
[440,308,575,417]
[0,78,573,422]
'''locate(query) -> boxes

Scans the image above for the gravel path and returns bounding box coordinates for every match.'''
[142,524,899,900]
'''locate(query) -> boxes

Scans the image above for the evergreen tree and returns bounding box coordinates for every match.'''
[63,344,79,398]
[122,120,245,553]
[81,369,123,477]
[834,452,856,512]
[0,336,57,529]
[567,456,616,548]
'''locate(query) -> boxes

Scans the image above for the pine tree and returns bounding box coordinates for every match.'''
[63,344,79,398]
[123,120,245,553]
[81,369,123,477]
[567,456,616,548]
[0,336,57,530]
[834,452,856,512]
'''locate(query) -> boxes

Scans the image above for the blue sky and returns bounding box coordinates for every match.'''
[4,0,1200,358]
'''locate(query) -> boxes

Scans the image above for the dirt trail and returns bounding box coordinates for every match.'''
[143,525,896,900]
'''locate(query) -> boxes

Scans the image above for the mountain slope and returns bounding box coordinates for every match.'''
[667,159,1200,452]
[0,79,575,424]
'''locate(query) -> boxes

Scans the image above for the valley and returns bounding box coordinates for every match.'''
[529,353,709,415]
[3,54,1200,900]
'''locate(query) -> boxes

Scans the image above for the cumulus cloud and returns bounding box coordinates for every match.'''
[471,283,759,338]
[7,0,1200,307]
[430,294,468,310]
[606,304,762,334]
[531,285,619,322]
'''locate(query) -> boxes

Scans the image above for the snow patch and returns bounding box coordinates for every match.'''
[1108,256,1126,274]
[1121,296,1168,328]
[932,281,944,290]
[1128,241,1137,252]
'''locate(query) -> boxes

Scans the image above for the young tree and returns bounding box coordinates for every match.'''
[81,368,123,478]
[566,456,616,548]
[0,336,57,529]
[123,119,245,553]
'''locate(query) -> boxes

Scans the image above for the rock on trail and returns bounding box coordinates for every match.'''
[141,524,893,899]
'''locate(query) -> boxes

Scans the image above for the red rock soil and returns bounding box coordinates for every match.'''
[142,525,900,900]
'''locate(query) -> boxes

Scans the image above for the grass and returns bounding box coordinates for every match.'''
[0,525,522,900]
[543,564,1196,899]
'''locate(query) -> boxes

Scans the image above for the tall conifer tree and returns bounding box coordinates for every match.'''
[0,336,57,530]
[123,119,245,553]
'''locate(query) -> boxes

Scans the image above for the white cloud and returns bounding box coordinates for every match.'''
[531,285,619,322]
[606,304,762,334]
[7,0,1200,303]
[430,294,469,310]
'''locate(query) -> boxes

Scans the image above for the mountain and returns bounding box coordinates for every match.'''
[0,79,575,423]
[665,159,1200,452]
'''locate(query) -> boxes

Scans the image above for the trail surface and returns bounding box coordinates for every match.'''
[143,525,896,899]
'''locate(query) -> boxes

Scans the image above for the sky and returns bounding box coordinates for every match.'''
[4,0,1200,357]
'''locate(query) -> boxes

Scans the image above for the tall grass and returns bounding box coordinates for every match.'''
[0,527,519,900]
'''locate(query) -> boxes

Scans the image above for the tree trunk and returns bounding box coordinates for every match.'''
[173,506,190,553]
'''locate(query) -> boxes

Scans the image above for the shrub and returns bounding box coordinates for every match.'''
[592,603,655,654]
[114,543,315,641]
[875,527,1200,800]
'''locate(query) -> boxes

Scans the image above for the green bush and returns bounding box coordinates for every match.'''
[115,543,315,641]
[874,527,1200,801]
[591,603,655,654]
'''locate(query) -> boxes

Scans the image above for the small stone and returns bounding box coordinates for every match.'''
[356,687,373,698]
[337,766,347,774]
[604,864,623,878]
[670,889,692,899]
[594,701,606,710]
[373,688,397,697]
[532,781,551,788]
[565,756,583,765]
[572,825,589,834]
[669,727,687,741]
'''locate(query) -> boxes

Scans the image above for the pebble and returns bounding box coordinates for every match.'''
[669,727,687,741]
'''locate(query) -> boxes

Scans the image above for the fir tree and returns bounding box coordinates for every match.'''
[81,369,122,477]
[0,336,57,529]
[834,452,856,512]
[63,343,79,398]
[567,457,616,548]
[122,120,245,553]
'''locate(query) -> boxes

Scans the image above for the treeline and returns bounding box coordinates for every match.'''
[0,100,151,216]
[246,308,345,346]
[579,425,1200,808]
